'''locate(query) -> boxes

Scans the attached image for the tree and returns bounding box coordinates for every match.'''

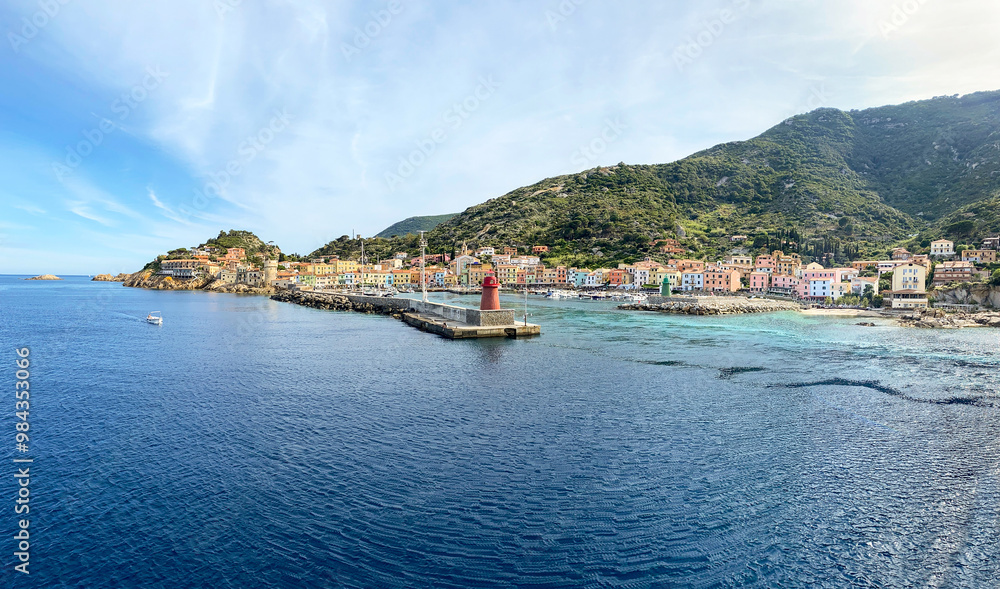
[878,271,893,293]
[991,269,1000,286]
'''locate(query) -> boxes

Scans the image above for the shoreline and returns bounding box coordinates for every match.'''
[799,308,883,317]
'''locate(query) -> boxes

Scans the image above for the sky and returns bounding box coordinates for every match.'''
[1,0,999,275]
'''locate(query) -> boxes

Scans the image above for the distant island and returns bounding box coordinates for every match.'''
[25,274,62,280]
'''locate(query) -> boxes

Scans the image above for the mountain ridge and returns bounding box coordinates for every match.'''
[314,90,1000,266]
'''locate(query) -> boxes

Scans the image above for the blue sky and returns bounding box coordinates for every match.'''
[1,0,998,274]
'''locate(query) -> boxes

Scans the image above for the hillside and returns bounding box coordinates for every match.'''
[313,91,1000,267]
[376,214,459,238]
[141,230,283,272]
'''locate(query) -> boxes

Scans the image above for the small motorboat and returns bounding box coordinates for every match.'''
[146,311,163,325]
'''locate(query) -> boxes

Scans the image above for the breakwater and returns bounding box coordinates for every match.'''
[270,290,539,338]
[270,290,409,315]
[621,296,802,315]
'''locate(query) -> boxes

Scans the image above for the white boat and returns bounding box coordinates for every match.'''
[146,311,162,325]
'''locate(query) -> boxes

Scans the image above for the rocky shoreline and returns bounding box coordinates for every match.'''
[270,290,402,316]
[620,297,802,315]
[122,271,275,295]
[896,308,1000,329]
[92,273,131,282]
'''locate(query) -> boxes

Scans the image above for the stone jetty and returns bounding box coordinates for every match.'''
[271,290,540,339]
[620,296,802,315]
[270,290,408,316]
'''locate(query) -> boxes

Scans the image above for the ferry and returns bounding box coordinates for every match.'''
[146,311,163,325]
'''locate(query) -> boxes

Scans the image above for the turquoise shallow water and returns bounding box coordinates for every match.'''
[2,276,999,587]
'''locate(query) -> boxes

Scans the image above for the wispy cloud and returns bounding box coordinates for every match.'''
[68,203,114,226]
[12,203,47,215]
[2,0,1000,274]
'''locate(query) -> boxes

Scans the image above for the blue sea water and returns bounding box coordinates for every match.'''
[2,275,999,588]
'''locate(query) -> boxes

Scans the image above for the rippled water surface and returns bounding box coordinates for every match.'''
[2,276,999,587]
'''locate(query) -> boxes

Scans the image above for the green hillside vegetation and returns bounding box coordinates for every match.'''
[312,91,1000,268]
[376,214,459,238]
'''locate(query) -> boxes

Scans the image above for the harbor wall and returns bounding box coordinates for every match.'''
[297,293,518,326]
[341,294,411,313]
[409,300,515,326]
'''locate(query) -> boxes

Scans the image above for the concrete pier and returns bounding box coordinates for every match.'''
[402,312,540,339]
[270,290,540,339]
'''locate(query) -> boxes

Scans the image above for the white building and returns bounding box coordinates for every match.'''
[584,271,604,287]
[930,239,955,256]
[681,272,704,291]
[808,279,832,299]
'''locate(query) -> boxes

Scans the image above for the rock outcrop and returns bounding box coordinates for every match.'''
[897,307,1000,329]
[25,274,62,280]
[122,271,274,295]
[92,273,130,282]
[933,284,1000,309]
[620,297,802,315]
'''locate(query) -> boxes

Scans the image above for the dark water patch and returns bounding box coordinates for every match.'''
[780,379,998,408]
[635,359,687,366]
[719,367,767,380]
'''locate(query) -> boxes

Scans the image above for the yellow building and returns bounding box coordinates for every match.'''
[468,264,494,286]
[334,260,358,274]
[888,263,928,309]
[773,251,802,276]
[494,264,518,285]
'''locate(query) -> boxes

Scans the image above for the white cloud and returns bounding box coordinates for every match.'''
[4,0,1000,272]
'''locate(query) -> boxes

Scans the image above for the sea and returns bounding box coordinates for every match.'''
[2,275,999,588]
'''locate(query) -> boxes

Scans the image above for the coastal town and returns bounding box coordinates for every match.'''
[150,235,1000,311]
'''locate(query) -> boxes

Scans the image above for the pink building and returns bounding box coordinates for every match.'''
[749,272,770,292]
[770,274,800,295]
[754,255,775,274]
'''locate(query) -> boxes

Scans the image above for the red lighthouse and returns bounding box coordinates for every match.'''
[480,273,501,310]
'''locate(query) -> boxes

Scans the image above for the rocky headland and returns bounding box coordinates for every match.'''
[122,271,275,295]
